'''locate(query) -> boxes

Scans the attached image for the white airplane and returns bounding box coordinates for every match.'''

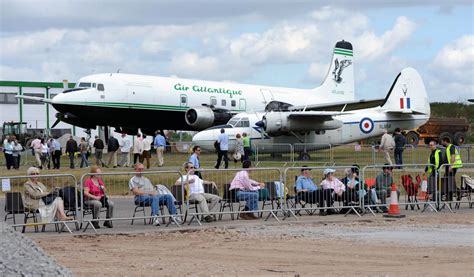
[17,40,360,135]
[192,67,431,159]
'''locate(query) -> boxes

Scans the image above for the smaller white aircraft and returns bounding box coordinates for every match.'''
[192,67,430,159]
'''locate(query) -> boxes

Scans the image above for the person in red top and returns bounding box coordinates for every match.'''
[84,165,114,228]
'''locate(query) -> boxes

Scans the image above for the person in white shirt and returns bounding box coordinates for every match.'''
[379,129,395,165]
[132,134,144,166]
[139,134,152,169]
[30,137,42,167]
[215,128,229,169]
[175,162,221,222]
[320,168,346,215]
[119,133,131,167]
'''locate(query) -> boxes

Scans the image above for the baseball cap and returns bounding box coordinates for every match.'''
[323,168,336,175]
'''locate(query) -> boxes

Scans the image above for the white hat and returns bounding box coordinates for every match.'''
[323,168,336,175]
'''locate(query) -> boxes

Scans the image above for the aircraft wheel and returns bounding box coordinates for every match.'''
[299,152,311,161]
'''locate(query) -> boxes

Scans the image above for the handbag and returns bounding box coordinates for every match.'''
[100,196,109,207]
[41,192,58,205]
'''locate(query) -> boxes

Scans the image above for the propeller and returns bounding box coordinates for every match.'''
[51,118,61,129]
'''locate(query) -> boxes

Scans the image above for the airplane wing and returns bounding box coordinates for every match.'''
[288,98,385,112]
[15,95,53,104]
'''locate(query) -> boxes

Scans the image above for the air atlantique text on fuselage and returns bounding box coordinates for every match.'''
[174,83,243,98]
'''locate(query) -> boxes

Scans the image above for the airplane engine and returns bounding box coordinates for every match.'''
[263,112,343,136]
[185,106,232,130]
[55,112,97,130]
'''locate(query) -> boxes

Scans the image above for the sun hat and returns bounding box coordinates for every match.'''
[323,168,336,175]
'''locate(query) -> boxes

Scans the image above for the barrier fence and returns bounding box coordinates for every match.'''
[292,143,332,165]
[361,164,438,216]
[2,163,473,233]
[437,163,474,212]
[254,143,293,166]
[1,173,79,233]
[79,170,184,232]
[283,165,362,218]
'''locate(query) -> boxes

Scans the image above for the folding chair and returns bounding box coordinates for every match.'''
[4,192,39,232]
[401,174,420,210]
[455,175,473,209]
[219,184,242,220]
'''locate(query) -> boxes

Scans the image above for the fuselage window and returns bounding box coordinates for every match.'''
[181,96,187,104]
[98,84,104,91]
[231,100,236,107]
[211,98,217,106]
[221,99,226,106]
[92,83,96,88]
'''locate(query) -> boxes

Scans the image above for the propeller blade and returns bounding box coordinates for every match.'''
[51,118,61,129]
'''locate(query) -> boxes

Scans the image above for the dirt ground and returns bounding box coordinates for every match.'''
[35,212,474,276]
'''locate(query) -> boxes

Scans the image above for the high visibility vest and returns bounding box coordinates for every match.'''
[243,137,250,148]
[427,149,441,174]
[446,144,462,169]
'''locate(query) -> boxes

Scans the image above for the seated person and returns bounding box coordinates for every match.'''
[84,165,114,229]
[320,168,346,215]
[23,167,73,223]
[175,162,221,223]
[129,163,180,226]
[340,167,360,205]
[373,164,400,212]
[295,166,327,216]
[230,160,265,220]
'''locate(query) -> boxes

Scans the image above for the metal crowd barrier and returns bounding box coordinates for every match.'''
[331,144,373,166]
[283,165,362,218]
[437,163,473,212]
[1,173,79,233]
[183,167,284,225]
[361,164,438,216]
[79,170,184,233]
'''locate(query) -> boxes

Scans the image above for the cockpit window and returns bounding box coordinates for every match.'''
[92,83,96,88]
[77,82,92,88]
[228,117,249,128]
[98,84,104,91]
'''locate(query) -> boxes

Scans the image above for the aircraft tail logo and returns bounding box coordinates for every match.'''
[332,59,352,84]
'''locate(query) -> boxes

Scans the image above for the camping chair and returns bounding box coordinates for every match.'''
[401,174,420,210]
[455,175,473,209]
[4,192,40,232]
[259,182,284,218]
[219,184,242,220]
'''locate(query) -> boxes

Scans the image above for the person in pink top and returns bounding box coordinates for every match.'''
[84,165,114,229]
[320,168,346,215]
[230,160,265,220]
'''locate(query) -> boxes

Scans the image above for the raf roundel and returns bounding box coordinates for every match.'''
[359,117,374,134]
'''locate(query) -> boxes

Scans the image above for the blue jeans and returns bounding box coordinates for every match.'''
[80,152,89,168]
[236,191,259,211]
[394,147,403,165]
[135,194,176,216]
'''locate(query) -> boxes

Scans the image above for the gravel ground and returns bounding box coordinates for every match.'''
[0,222,71,276]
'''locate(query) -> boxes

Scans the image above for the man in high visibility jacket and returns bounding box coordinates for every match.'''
[426,140,443,176]
[441,137,463,177]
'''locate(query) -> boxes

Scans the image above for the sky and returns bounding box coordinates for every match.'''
[0,0,473,103]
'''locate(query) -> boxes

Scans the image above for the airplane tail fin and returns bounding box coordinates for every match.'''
[316,40,355,101]
[381,67,430,116]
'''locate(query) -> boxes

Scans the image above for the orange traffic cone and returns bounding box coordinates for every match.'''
[419,174,428,201]
[384,183,406,218]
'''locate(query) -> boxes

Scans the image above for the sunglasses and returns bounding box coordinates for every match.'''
[30,173,39,175]
[187,167,195,169]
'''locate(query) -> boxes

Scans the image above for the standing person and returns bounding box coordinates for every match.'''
[233,133,244,165]
[441,137,462,201]
[229,160,265,220]
[242,132,251,161]
[79,137,89,168]
[40,138,50,170]
[215,128,229,169]
[93,135,105,167]
[3,136,13,170]
[153,131,166,167]
[106,135,119,168]
[47,138,55,169]
[83,166,114,229]
[189,145,202,179]
[30,136,42,168]
[51,137,61,169]
[132,134,143,166]
[66,136,78,169]
[175,162,221,223]
[140,135,151,169]
[393,128,406,167]
[12,138,23,170]
[118,133,131,167]
[425,140,444,201]
[128,163,181,226]
[379,129,395,165]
